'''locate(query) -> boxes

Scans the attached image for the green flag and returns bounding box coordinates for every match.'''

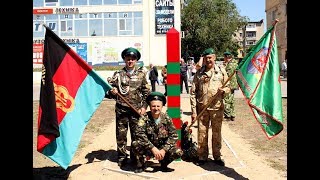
[236,23,284,139]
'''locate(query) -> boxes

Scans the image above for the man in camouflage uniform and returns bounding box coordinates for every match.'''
[131,92,183,173]
[190,48,230,166]
[223,51,238,121]
[106,47,150,168]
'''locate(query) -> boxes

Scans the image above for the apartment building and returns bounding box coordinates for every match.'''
[266,0,287,63]
[233,20,265,59]
[33,0,182,68]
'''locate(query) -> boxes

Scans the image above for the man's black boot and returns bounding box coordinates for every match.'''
[117,158,127,168]
[213,158,225,166]
[195,160,206,166]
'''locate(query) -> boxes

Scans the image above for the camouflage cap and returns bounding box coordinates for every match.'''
[202,48,216,56]
[121,47,141,60]
[146,91,166,106]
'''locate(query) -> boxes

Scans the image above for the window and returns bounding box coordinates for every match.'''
[75,20,88,36]
[247,41,255,45]
[89,0,102,5]
[33,15,44,37]
[119,0,132,4]
[104,12,118,36]
[33,0,44,7]
[60,15,73,36]
[89,13,103,36]
[74,0,87,5]
[134,0,142,4]
[75,13,88,19]
[272,10,276,21]
[119,12,132,35]
[104,0,117,4]
[134,12,142,35]
[60,0,73,6]
[45,0,59,6]
[246,31,256,37]
[247,23,256,28]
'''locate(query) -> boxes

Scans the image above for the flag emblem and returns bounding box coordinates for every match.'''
[247,47,268,74]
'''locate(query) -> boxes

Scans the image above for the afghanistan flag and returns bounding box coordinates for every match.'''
[37,25,112,169]
[236,21,284,139]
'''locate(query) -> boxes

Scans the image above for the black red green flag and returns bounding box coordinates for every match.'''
[37,25,112,169]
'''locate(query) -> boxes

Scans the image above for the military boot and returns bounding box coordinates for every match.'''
[213,157,225,166]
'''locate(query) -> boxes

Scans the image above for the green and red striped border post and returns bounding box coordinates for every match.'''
[166,28,181,156]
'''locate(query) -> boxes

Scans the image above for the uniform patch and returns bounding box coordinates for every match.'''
[138,119,145,127]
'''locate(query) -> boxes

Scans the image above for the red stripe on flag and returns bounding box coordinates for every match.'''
[176,140,181,148]
[172,118,181,129]
[52,50,91,124]
[167,74,180,85]
[167,96,180,107]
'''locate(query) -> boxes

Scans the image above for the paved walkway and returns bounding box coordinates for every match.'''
[68,86,286,179]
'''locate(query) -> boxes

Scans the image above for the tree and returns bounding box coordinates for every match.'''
[181,0,248,62]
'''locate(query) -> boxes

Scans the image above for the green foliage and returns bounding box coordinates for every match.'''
[181,0,249,60]
[246,45,255,54]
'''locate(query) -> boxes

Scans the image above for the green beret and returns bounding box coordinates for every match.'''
[202,48,215,56]
[121,47,141,60]
[146,92,166,106]
[223,51,232,56]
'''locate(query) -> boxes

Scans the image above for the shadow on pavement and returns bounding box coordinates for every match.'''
[85,149,118,163]
[197,159,249,180]
[33,164,81,180]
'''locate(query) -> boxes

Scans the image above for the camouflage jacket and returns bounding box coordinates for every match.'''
[106,67,150,109]
[135,111,179,152]
[224,59,238,90]
[190,64,230,114]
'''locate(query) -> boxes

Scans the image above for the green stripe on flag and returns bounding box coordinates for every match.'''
[176,129,181,140]
[167,62,180,74]
[167,107,180,118]
[167,85,180,96]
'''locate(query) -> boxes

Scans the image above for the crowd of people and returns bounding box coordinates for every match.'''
[105,47,239,173]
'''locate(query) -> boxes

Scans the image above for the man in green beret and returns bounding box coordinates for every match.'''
[106,47,150,168]
[223,51,239,121]
[190,48,230,166]
[131,92,183,173]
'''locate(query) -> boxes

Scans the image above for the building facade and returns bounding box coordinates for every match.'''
[233,20,265,59]
[33,0,181,68]
[266,0,287,63]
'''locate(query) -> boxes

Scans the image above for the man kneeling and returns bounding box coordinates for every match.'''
[131,92,183,173]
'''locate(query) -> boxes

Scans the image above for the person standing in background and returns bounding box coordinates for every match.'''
[161,65,168,96]
[180,58,189,94]
[281,60,287,78]
[149,63,159,92]
[223,51,238,121]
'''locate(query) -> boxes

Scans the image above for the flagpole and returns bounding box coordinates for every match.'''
[116,92,142,117]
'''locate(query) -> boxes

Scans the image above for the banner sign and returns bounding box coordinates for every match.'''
[155,0,174,34]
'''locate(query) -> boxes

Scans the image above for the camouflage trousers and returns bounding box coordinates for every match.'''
[131,141,183,168]
[115,105,140,161]
[223,91,235,118]
[197,106,224,160]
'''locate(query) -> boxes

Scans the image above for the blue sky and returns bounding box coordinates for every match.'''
[232,0,266,30]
